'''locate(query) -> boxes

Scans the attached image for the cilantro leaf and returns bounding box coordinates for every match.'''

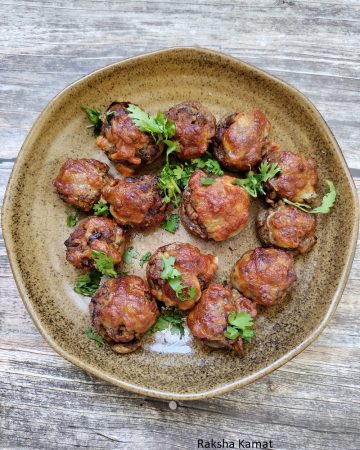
[161,214,180,233]
[200,177,216,186]
[284,180,336,214]
[66,207,79,227]
[161,256,189,300]
[81,105,103,136]
[192,152,224,176]
[148,309,185,338]
[93,201,110,217]
[233,161,281,198]
[74,271,101,296]
[224,311,255,343]
[85,327,105,347]
[139,251,152,268]
[91,250,117,277]
[122,247,139,265]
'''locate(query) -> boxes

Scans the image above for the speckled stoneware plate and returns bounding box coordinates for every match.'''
[2,48,359,400]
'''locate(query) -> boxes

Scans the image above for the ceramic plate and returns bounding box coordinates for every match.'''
[2,48,358,400]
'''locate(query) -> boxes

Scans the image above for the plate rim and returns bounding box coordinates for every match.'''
[2,46,359,400]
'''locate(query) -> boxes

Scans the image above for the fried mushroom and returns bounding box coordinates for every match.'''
[53,159,112,211]
[102,175,168,229]
[213,110,273,171]
[65,216,126,270]
[96,102,163,175]
[165,100,216,160]
[230,248,297,306]
[264,148,318,203]
[257,203,317,254]
[180,169,251,241]
[90,275,159,353]
[187,283,257,356]
[146,243,218,310]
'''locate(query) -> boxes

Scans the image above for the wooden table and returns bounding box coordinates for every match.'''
[1,1,359,449]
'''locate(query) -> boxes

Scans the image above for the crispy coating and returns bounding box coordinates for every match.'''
[213,110,272,171]
[265,148,318,203]
[53,159,112,211]
[102,175,168,229]
[65,216,126,270]
[165,100,216,160]
[90,275,159,354]
[146,243,218,310]
[257,203,317,254]
[180,170,251,241]
[230,248,297,306]
[187,283,257,356]
[96,102,163,174]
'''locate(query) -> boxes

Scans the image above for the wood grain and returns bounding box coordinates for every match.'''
[0,1,359,449]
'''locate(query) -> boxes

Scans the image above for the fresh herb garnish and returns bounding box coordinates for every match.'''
[93,200,110,217]
[66,207,79,227]
[139,251,152,268]
[161,255,186,300]
[74,271,101,296]
[224,311,255,343]
[233,161,281,197]
[158,153,224,206]
[200,177,216,186]
[81,106,103,136]
[91,250,117,277]
[85,327,105,347]
[148,310,185,338]
[122,247,139,265]
[161,213,180,233]
[284,180,336,214]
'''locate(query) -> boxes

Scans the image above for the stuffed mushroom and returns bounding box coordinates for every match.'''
[90,275,159,353]
[212,110,273,171]
[187,283,257,356]
[230,248,297,307]
[165,100,216,160]
[257,203,317,254]
[65,216,126,270]
[146,242,218,310]
[102,175,168,229]
[180,169,251,241]
[96,102,163,175]
[53,159,112,211]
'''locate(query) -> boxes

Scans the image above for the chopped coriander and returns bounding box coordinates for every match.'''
[161,214,180,233]
[200,177,216,186]
[74,271,101,296]
[122,247,139,265]
[284,180,336,214]
[233,161,281,197]
[85,327,105,347]
[139,251,152,268]
[93,200,110,217]
[66,207,79,227]
[81,106,102,136]
[161,255,186,300]
[91,250,117,277]
[192,152,224,176]
[224,311,255,343]
[148,309,185,338]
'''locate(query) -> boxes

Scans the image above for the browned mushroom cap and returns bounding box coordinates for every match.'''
[180,169,251,241]
[165,100,216,160]
[213,110,272,171]
[90,275,159,354]
[102,175,169,229]
[257,203,317,254]
[187,283,257,356]
[264,148,318,203]
[146,242,218,311]
[53,158,112,211]
[64,216,126,270]
[230,248,297,306]
[96,101,164,175]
